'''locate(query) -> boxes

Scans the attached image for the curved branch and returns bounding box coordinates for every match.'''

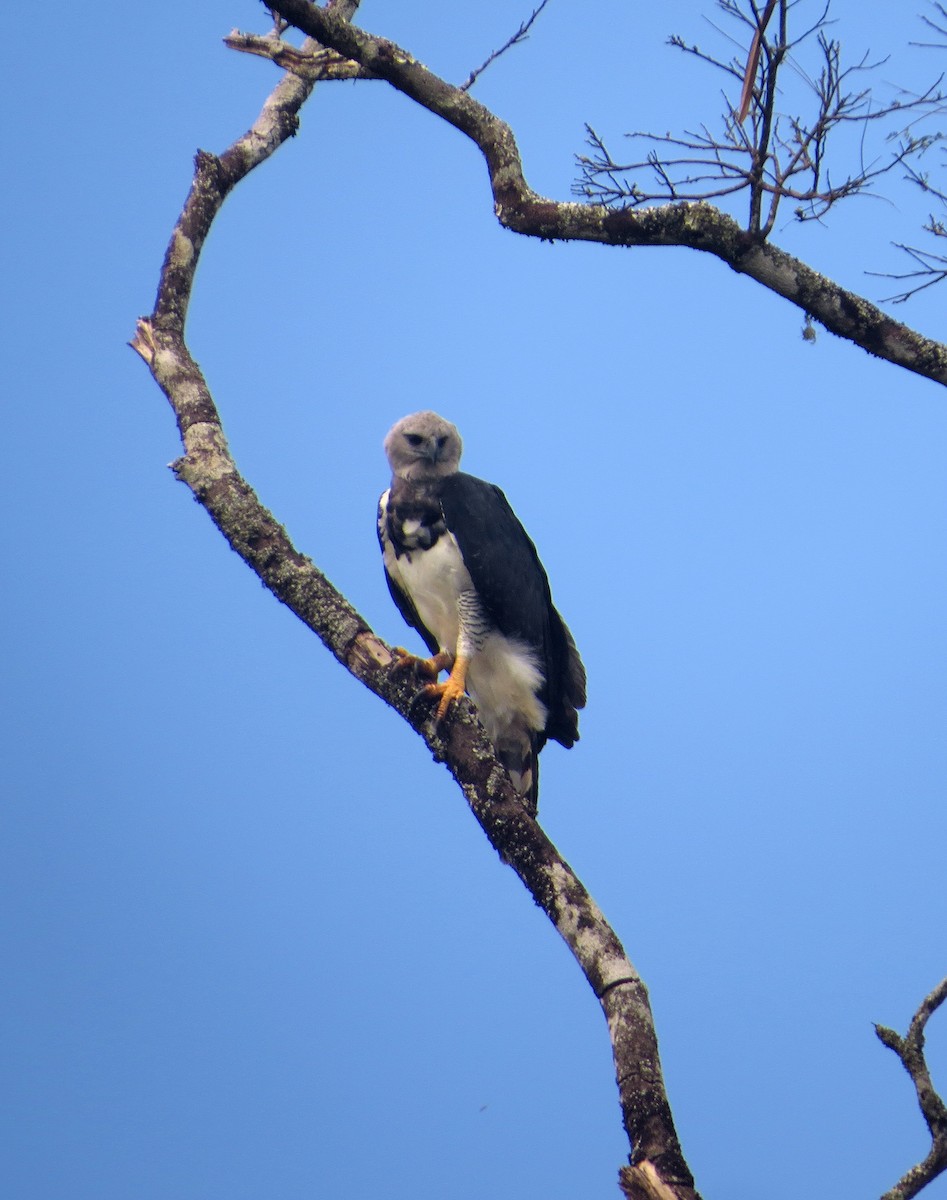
[132,5,698,1196]
[269,0,947,388]
[875,977,947,1200]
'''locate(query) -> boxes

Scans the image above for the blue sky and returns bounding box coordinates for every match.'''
[3,2,947,1198]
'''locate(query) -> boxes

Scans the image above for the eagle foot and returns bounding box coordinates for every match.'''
[421,655,470,725]
[391,647,452,679]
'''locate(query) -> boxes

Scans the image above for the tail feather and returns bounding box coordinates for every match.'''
[495,728,540,817]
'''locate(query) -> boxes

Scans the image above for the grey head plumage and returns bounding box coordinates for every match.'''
[384,411,463,482]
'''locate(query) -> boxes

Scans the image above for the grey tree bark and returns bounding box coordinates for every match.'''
[132,3,947,1196]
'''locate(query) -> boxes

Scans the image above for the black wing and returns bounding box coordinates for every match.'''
[440,472,584,747]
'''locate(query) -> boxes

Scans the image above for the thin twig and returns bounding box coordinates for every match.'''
[912,1,947,48]
[574,0,944,240]
[460,0,551,91]
[870,243,947,303]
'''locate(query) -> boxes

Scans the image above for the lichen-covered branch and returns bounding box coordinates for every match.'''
[269,0,947,388]
[224,28,373,81]
[875,977,947,1200]
[132,4,697,1195]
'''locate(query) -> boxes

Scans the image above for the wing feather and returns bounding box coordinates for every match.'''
[440,473,584,747]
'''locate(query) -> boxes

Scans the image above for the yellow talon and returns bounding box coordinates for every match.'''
[392,647,452,679]
[423,655,470,724]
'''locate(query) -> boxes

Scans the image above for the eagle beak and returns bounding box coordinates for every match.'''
[422,437,440,463]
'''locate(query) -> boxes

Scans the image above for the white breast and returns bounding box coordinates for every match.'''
[380,489,547,740]
[381,488,472,655]
[399,532,473,654]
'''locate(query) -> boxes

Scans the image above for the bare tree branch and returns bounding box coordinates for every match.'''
[913,1,947,49]
[224,28,373,81]
[575,1,944,241]
[871,241,947,303]
[131,5,698,1195]
[460,0,552,92]
[874,144,947,300]
[133,5,947,1196]
[875,978,947,1200]
[268,0,947,387]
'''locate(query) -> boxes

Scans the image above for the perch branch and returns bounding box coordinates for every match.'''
[133,3,697,1194]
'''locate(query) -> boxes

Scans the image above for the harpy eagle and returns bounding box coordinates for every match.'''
[378,411,586,812]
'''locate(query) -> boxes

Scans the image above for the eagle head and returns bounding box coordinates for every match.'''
[384,411,463,482]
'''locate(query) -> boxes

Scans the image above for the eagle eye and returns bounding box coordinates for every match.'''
[405,433,424,447]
